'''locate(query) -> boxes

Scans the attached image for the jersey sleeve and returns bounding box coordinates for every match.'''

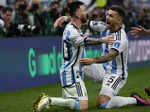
[65,28,86,47]
[111,35,128,53]
[89,21,106,32]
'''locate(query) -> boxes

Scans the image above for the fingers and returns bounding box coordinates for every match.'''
[130,30,138,35]
[138,26,144,30]
[80,59,86,64]
[107,35,115,44]
[131,27,141,31]
[80,59,90,65]
[108,35,114,39]
[130,26,142,36]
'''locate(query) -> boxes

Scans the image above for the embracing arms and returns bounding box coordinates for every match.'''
[80,48,118,65]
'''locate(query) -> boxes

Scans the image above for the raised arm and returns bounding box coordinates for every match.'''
[80,48,118,65]
[54,16,71,28]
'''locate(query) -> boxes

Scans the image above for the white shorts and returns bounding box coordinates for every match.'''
[83,64,105,83]
[62,79,88,101]
[100,74,127,97]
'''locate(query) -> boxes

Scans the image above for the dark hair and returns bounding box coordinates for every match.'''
[68,1,84,17]
[0,5,4,10]
[109,5,125,18]
[2,7,13,13]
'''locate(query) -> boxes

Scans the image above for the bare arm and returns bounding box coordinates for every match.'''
[130,26,150,37]
[80,49,118,65]
[85,35,114,45]
[54,16,71,28]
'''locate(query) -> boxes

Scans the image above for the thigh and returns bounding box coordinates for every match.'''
[62,79,88,101]
[100,74,127,97]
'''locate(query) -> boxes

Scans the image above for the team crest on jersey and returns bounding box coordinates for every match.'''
[114,42,120,49]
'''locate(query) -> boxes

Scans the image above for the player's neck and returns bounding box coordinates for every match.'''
[71,18,82,29]
[110,24,122,33]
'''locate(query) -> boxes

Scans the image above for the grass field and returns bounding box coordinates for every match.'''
[0,67,150,112]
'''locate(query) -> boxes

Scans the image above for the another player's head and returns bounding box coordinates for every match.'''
[68,1,87,23]
[105,5,125,32]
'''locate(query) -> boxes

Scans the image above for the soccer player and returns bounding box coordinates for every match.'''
[80,5,150,108]
[32,1,114,112]
[130,26,150,96]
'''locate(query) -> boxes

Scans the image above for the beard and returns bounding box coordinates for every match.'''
[81,14,88,23]
[81,19,87,23]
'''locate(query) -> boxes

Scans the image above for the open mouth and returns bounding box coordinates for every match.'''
[106,20,111,27]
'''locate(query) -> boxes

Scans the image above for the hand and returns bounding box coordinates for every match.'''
[54,16,66,28]
[80,58,94,65]
[130,26,148,37]
[101,34,115,44]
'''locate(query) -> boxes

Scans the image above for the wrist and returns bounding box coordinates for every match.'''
[92,58,97,63]
[146,29,150,35]
[100,37,105,43]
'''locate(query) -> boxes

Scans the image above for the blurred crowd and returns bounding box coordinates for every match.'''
[0,0,150,38]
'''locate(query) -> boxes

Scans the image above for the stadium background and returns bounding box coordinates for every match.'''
[0,0,150,112]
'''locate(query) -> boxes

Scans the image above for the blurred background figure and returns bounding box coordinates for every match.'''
[0,6,13,37]
[0,0,149,37]
[44,1,63,36]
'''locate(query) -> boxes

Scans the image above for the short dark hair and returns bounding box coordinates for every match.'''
[109,5,125,18]
[68,1,84,17]
[2,7,13,13]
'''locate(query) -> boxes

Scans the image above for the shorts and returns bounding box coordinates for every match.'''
[100,74,127,97]
[83,64,105,83]
[62,78,88,101]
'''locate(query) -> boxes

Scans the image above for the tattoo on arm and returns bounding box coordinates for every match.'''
[93,49,119,63]
[85,38,102,45]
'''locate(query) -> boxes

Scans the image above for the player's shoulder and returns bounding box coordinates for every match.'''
[65,22,74,30]
[65,22,78,33]
[115,28,127,41]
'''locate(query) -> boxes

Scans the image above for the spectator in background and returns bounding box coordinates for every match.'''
[137,8,150,29]
[28,2,45,36]
[123,9,138,32]
[0,5,4,17]
[107,0,124,7]
[0,5,4,37]
[44,1,63,36]
[13,1,32,25]
[90,7,106,21]
[61,0,73,16]
[0,7,13,37]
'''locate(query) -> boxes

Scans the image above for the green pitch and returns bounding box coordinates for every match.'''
[0,67,150,112]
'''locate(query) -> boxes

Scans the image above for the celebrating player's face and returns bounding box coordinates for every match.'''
[105,10,121,31]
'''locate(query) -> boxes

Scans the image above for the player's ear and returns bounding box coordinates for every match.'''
[117,16,122,24]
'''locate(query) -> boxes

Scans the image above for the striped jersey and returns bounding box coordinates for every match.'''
[89,21,128,79]
[60,22,86,87]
